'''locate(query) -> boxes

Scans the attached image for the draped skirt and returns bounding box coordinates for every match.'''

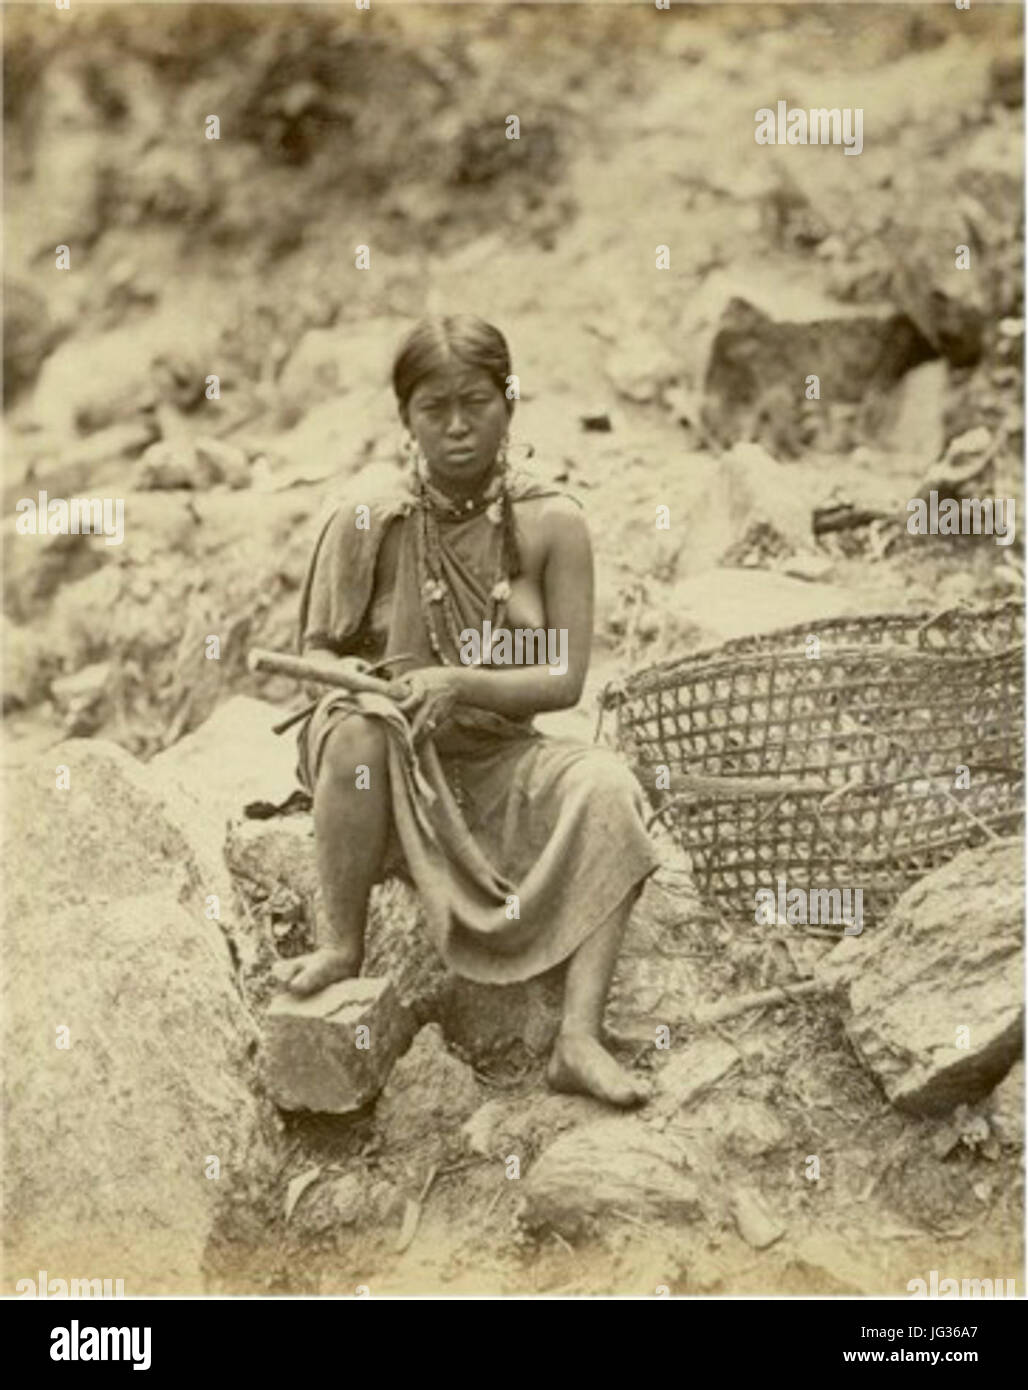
[296,691,661,985]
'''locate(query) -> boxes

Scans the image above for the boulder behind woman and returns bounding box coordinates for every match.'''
[1,739,279,1294]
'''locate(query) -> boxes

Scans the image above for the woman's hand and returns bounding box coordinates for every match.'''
[395,666,463,743]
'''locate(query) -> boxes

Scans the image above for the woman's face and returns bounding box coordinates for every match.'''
[403,364,509,494]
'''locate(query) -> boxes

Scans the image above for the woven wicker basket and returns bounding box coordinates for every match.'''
[600,602,1025,929]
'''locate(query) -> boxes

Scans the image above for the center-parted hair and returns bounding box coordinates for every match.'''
[392,315,513,415]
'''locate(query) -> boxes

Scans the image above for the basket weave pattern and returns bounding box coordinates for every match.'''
[602,604,1025,928]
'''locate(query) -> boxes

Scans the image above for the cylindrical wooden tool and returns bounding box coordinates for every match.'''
[247,648,400,699]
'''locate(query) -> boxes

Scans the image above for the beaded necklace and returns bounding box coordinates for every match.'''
[413,465,520,666]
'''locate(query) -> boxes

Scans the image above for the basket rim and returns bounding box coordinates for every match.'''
[599,599,1025,708]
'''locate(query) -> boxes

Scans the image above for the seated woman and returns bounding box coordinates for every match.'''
[276,315,661,1107]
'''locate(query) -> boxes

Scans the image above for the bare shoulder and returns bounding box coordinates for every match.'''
[514,491,590,541]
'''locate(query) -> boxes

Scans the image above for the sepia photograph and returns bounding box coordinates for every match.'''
[2,0,1024,1331]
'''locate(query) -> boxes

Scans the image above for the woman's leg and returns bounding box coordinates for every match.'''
[547,884,650,1107]
[274,715,391,996]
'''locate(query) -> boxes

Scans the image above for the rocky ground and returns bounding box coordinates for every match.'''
[2,3,1024,1295]
[5,705,1021,1295]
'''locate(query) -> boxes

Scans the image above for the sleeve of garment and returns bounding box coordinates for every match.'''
[296,495,398,656]
[297,509,339,654]
[296,505,373,655]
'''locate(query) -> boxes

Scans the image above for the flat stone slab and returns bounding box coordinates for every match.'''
[262,977,412,1114]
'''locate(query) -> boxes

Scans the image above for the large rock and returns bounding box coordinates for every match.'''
[4,739,242,951]
[698,280,934,455]
[522,1117,705,1240]
[374,1023,481,1150]
[442,967,565,1060]
[262,977,413,1114]
[1,741,275,1293]
[985,1059,1023,1149]
[151,695,301,831]
[843,839,1023,1114]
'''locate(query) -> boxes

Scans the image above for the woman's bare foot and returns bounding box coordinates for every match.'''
[272,947,361,997]
[546,1032,650,1108]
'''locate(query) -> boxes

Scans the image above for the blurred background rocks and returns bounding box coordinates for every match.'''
[4,2,1023,757]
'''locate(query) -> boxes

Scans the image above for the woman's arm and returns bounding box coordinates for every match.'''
[460,494,593,715]
[400,496,594,725]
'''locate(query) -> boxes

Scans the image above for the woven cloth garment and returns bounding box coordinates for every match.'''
[294,469,661,983]
[600,602,1025,929]
[299,464,556,668]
